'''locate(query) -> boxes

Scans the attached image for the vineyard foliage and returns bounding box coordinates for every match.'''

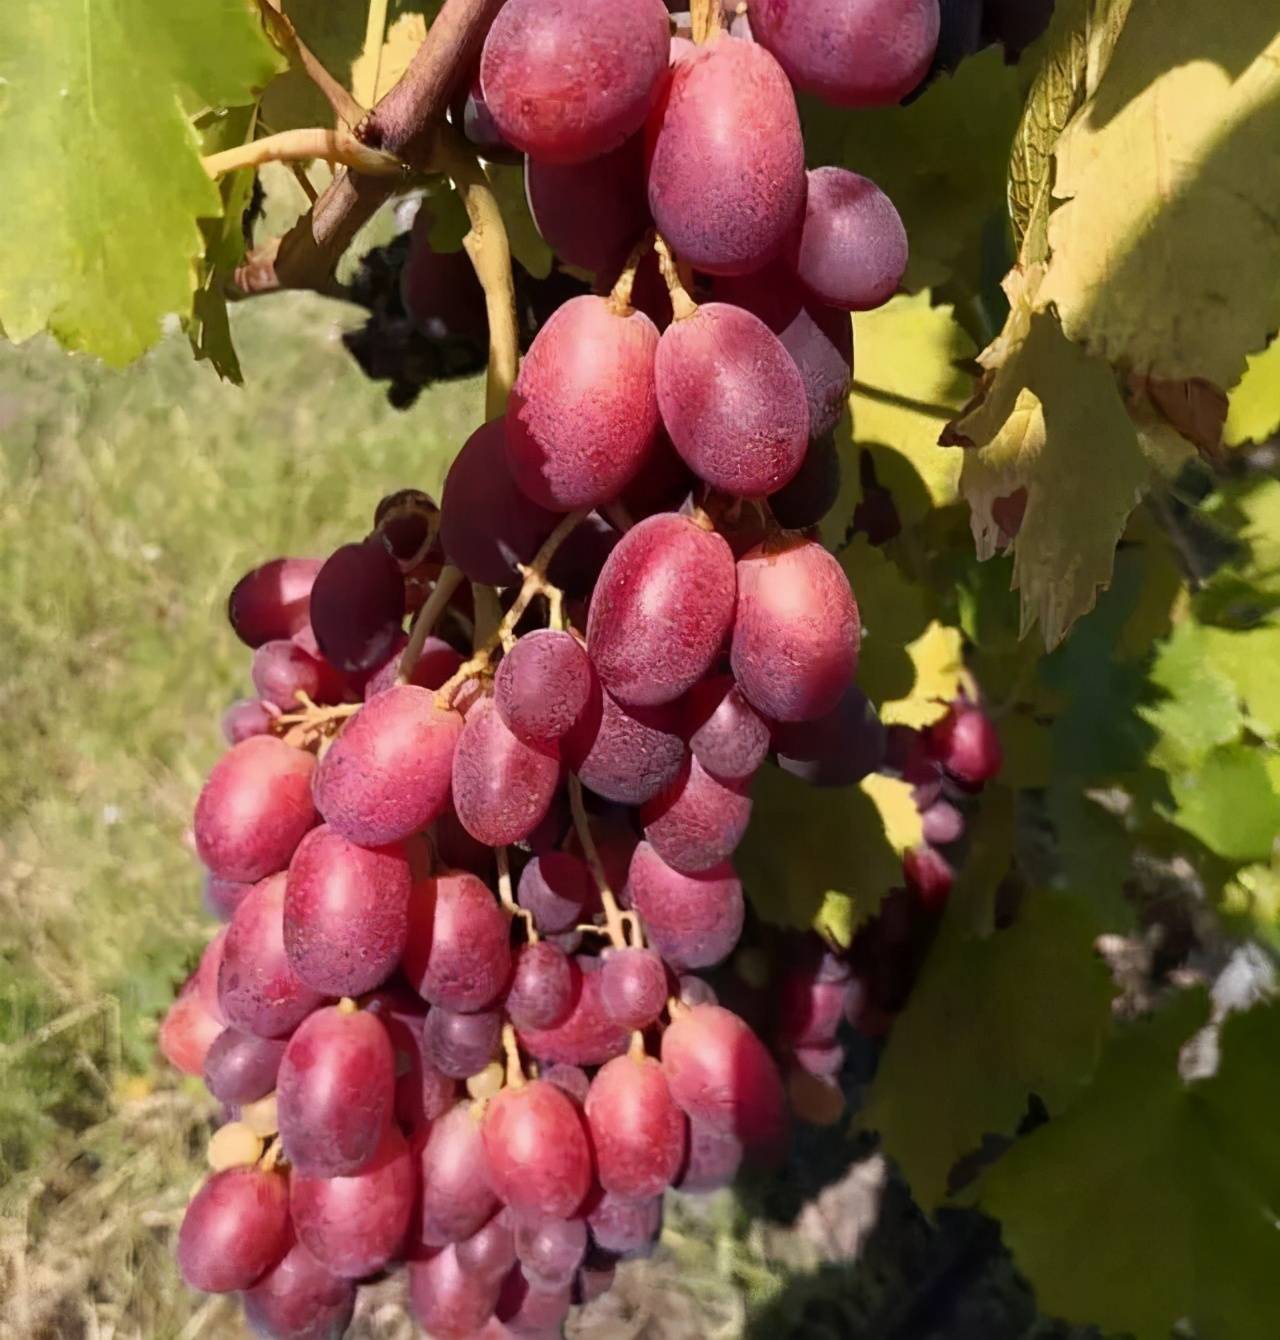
[2,1,1280,1337]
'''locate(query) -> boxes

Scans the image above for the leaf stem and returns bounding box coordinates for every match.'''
[202,129,403,180]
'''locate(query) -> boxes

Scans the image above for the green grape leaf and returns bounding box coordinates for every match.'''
[0,0,281,366]
[846,293,977,527]
[863,877,1114,1210]
[1140,621,1244,770]
[740,766,919,947]
[486,164,553,280]
[800,48,1024,291]
[1201,626,1280,742]
[1045,789,1136,930]
[1166,745,1280,863]
[1039,0,1280,387]
[978,991,1280,1340]
[1221,862,1280,954]
[1225,336,1280,448]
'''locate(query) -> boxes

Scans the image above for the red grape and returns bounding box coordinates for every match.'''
[194,929,229,1022]
[647,39,804,275]
[777,971,850,1049]
[640,755,752,874]
[585,1190,661,1259]
[250,639,343,712]
[242,1235,355,1340]
[440,418,559,587]
[563,677,686,805]
[194,736,317,884]
[587,513,736,707]
[203,1027,286,1105]
[457,1210,518,1282]
[516,851,594,934]
[514,1213,588,1289]
[731,538,860,722]
[278,1004,395,1176]
[675,1116,742,1192]
[308,540,406,675]
[494,629,594,745]
[542,1063,591,1105]
[451,697,562,847]
[506,295,660,511]
[402,870,512,1012]
[362,633,463,699]
[283,826,411,996]
[159,983,223,1077]
[177,1166,290,1293]
[655,304,808,497]
[903,843,954,907]
[526,135,649,275]
[506,941,575,1031]
[203,870,254,922]
[788,168,908,312]
[627,841,744,970]
[925,701,1003,786]
[221,698,277,745]
[423,1004,503,1079]
[684,675,770,783]
[417,1101,500,1247]
[481,1080,593,1219]
[409,1244,501,1339]
[290,1124,415,1279]
[599,947,667,1030]
[660,1004,789,1154]
[481,0,670,165]
[313,685,463,847]
[768,429,844,529]
[620,428,694,519]
[228,558,322,648]
[921,798,965,845]
[750,0,941,106]
[585,1054,686,1198]
[219,874,327,1038]
[516,957,630,1066]
[364,987,458,1132]
[496,1265,573,1334]
[772,684,885,786]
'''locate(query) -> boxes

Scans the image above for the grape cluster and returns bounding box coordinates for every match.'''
[163,2,953,1336]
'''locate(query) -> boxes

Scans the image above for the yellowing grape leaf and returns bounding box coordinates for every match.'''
[739,766,919,947]
[1225,336,1280,448]
[350,12,428,108]
[948,268,1187,646]
[800,49,1025,291]
[1166,746,1280,864]
[1039,0,1280,388]
[847,293,976,525]
[863,883,1113,1210]
[877,622,964,729]
[0,0,282,365]
[978,992,1280,1340]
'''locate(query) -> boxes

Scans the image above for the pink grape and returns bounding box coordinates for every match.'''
[277,1005,395,1177]
[516,851,594,934]
[772,684,885,786]
[309,540,406,675]
[788,168,908,312]
[482,1079,592,1219]
[159,981,223,1077]
[290,1124,415,1279]
[219,874,327,1038]
[542,1063,590,1105]
[514,1214,587,1289]
[646,39,805,275]
[440,418,559,587]
[228,558,322,648]
[925,701,1003,786]
[627,841,744,970]
[526,135,649,275]
[496,1266,573,1334]
[203,1027,286,1105]
[451,697,561,847]
[423,1004,502,1079]
[409,1244,502,1339]
[506,941,576,1031]
[494,629,594,745]
[660,1003,789,1155]
[364,996,457,1132]
[585,1190,661,1259]
[675,1116,743,1192]
[777,971,850,1049]
[545,509,620,596]
[177,1166,290,1293]
[563,678,686,805]
[313,685,462,847]
[587,513,736,708]
[750,0,941,106]
[481,0,670,165]
[194,736,317,884]
[194,929,229,1022]
[362,633,463,699]
[506,295,660,511]
[921,798,965,845]
[401,870,512,1012]
[203,870,254,922]
[684,676,770,783]
[655,304,808,497]
[251,639,343,712]
[242,1235,355,1340]
[221,698,277,745]
[566,811,637,908]
[903,844,954,908]
[417,1101,500,1247]
[599,947,668,1030]
[640,756,752,874]
[457,1211,517,1282]
[731,538,860,722]
[283,825,411,996]
[585,1054,686,1198]
[515,959,629,1067]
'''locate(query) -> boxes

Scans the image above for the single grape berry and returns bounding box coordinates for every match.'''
[309,539,406,675]
[585,1053,686,1198]
[228,557,322,648]
[177,1166,290,1293]
[495,629,594,744]
[481,1079,593,1219]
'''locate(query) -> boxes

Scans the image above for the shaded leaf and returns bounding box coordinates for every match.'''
[1140,621,1243,770]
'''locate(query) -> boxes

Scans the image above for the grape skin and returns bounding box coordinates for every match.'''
[228,558,322,649]
[598,947,668,1030]
[585,1190,662,1259]
[283,825,411,997]
[203,1027,286,1105]
[515,959,630,1068]
[417,1101,502,1247]
[362,633,463,699]
[683,675,771,783]
[409,1243,502,1339]
[481,1079,593,1219]
[494,629,594,745]
[308,539,406,675]
[640,755,752,874]
[177,1166,290,1294]
[159,981,224,1077]
[221,697,277,745]
[772,684,886,787]
[456,1210,517,1283]
[514,1214,588,1289]
[506,941,575,1031]
[627,841,744,971]
[516,851,595,934]
[768,430,844,529]
[563,677,686,806]
[585,1054,686,1198]
[401,870,512,1013]
[423,1004,503,1080]
[242,1235,355,1340]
